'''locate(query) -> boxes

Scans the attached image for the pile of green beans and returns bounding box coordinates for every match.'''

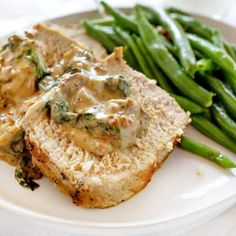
[83,2,236,169]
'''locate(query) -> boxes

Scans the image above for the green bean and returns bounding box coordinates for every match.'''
[188,34,236,93]
[134,35,174,93]
[224,42,236,61]
[222,71,236,96]
[194,58,214,75]
[203,108,213,121]
[141,7,185,57]
[139,5,196,76]
[101,1,138,33]
[90,26,140,71]
[90,17,115,26]
[131,35,156,78]
[166,7,190,16]
[103,27,124,45]
[122,46,139,71]
[171,94,206,114]
[204,75,236,120]
[89,25,124,45]
[232,45,236,56]
[83,22,140,70]
[170,13,236,61]
[180,136,236,168]
[159,34,177,57]
[170,13,224,48]
[194,50,204,59]
[115,28,153,78]
[92,28,140,71]
[83,21,116,53]
[187,34,235,72]
[212,103,236,141]
[134,6,213,107]
[191,115,236,153]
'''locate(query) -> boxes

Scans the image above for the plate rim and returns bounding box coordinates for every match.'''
[0,190,235,229]
[1,7,236,231]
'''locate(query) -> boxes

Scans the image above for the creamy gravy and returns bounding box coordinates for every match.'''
[1,32,142,159]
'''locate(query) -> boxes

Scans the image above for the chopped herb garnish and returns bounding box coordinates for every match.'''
[15,153,43,191]
[106,75,130,97]
[50,100,78,124]
[25,47,48,80]
[77,112,120,140]
[118,77,130,97]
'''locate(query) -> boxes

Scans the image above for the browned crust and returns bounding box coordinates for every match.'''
[29,139,76,199]
[28,131,182,208]
[136,133,182,185]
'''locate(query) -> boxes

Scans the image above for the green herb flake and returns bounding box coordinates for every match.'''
[25,47,48,80]
[51,100,78,124]
[118,77,130,97]
[15,154,43,191]
[106,75,130,97]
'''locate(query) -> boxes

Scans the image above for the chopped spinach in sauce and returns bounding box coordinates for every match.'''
[50,100,78,124]
[106,75,130,97]
[15,152,43,191]
[25,47,48,80]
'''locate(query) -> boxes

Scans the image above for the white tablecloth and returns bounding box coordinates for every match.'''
[0,0,236,235]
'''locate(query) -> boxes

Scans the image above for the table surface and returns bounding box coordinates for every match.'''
[0,0,236,235]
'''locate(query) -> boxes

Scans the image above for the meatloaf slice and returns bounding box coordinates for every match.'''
[23,47,190,208]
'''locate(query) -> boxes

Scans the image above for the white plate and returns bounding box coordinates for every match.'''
[1,9,236,236]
